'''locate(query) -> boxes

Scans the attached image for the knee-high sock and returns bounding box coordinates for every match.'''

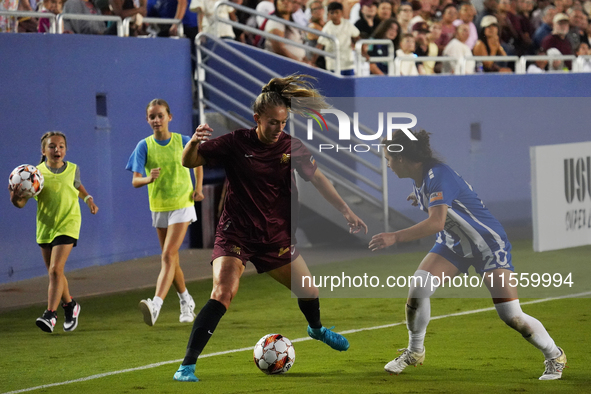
[298,298,322,329]
[495,299,560,359]
[183,299,227,365]
[406,270,438,353]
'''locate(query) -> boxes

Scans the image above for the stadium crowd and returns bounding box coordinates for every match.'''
[1,0,591,73]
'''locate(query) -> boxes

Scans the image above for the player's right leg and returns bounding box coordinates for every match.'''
[385,253,459,374]
[174,256,244,382]
[267,253,350,352]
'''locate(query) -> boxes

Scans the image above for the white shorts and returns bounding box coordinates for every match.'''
[151,206,197,228]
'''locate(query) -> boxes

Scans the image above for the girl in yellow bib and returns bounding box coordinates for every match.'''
[126,99,204,326]
[9,131,99,333]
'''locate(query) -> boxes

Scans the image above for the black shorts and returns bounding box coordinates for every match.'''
[38,235,78,249]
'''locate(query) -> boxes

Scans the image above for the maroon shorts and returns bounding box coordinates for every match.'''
[211,237,300,273]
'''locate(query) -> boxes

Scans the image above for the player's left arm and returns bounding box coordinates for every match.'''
[369,204,446,251]
[309,168,368,234]
[77,184,99,215]
[193,167,205,201]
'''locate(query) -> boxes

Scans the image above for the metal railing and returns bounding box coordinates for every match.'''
[518,54,577,73]
[212,1,342,74]
[354,39,395,76]
[122,16,183,37]
[394,55,460,76]
[56,13,124,36]
[0,10,56,33]
[459,55,520,74]
[195,33,391,230]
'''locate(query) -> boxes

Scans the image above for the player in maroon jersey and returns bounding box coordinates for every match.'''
[174,74,368,382]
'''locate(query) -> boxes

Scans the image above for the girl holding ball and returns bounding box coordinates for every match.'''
[9,131,99,333]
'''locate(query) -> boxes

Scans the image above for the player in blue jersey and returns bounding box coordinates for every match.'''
[369,129,565,380]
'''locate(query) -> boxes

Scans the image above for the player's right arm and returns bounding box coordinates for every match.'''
[8,184,29,208]
[132,169,160,188]
[182,124,212,168]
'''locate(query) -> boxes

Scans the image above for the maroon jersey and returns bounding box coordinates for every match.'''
[199,128,317,247]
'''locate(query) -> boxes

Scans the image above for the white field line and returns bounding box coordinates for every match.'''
[4,290,590,394]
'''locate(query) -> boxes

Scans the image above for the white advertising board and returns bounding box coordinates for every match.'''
[531,141,591,252]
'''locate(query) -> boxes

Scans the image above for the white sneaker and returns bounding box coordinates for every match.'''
[539,347,567,380]
[139,298,159,326]
[384,348,425,375]
[179,297,196,323]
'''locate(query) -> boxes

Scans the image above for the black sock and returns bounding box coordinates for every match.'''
[298,298,322,329]
[183,299,227,365]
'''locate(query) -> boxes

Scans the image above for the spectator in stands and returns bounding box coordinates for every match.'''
[546,46,566,70]
[513,0,533,55]
[435,3,457,52]
[496,0,519,55]
[541,12,573,68]
[306,0,326,68]
[367,17,400,74]
[575,41,591,71]
[256,0,274,27]
[0,0,19,33]
[412,21,438,73]
[453,2,478,49]
[475,0,497,29]
[62,0,107,34]
[38,0,63,33]
[191,0,237,39]
[409,0,432,28]
[397,1,413,33]
[16,0,38,32]
[265,0,309,63]
[566,8,587,50]
[473,15,513,71]
[530,0,549,30]
[532,5,555,49]
[355,0,379,39]
[314,1,361,74]
[148,0,197,39]
[291,0,308,26]
[396,32,423,74]
[377,0,394,21]
[526,47,548,72]
[553,0,566,14]
[108,0,147,36]
[442,22,475,74]
[583,15,591,46]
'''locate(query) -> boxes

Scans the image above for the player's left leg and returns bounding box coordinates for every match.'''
[266,254,349,351]
[484,268,565,380]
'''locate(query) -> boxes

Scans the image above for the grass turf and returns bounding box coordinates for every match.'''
[1,240,590,393]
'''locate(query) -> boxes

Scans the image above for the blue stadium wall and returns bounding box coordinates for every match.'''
[1,35,590,284]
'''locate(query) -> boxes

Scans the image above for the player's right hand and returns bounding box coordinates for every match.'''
[407,193,418,206]
[149,168,161,182]
[191,124,213,144]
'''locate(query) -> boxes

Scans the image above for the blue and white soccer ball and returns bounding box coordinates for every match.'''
[253,334,295,375]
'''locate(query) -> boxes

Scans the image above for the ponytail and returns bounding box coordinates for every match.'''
[253,74,329,116]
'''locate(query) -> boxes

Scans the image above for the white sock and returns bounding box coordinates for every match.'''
[153,296,164,311]
[178,289,191,302]
[406,270,438,353]
[495,299,560,359]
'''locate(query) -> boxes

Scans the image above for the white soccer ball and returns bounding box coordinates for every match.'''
[253,334,295,375]
[9,164,44,198]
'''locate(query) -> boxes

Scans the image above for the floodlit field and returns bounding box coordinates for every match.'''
[1,241,590,394]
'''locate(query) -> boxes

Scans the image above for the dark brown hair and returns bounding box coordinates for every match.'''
[253,74,329,116]
[146,99,171,115]
[39,131,68,164]
[382,129,442,165]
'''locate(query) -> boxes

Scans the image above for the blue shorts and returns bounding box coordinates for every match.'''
[430,242,514,276]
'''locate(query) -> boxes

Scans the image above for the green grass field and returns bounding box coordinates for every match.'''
[1,240,590,394]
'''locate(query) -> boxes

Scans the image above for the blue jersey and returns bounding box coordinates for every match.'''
[413,163,511,264]
[126,134,191,175]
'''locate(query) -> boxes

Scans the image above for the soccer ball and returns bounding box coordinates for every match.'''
[253,334,295,375]
[9,164,44,198]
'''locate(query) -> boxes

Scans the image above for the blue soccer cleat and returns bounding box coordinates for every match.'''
[307,325,350,351]
[173,364,199,382]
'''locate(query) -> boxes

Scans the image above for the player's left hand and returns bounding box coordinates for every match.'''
[369,232,397,251]
[344,211,368,234]
[193,190,205,202]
